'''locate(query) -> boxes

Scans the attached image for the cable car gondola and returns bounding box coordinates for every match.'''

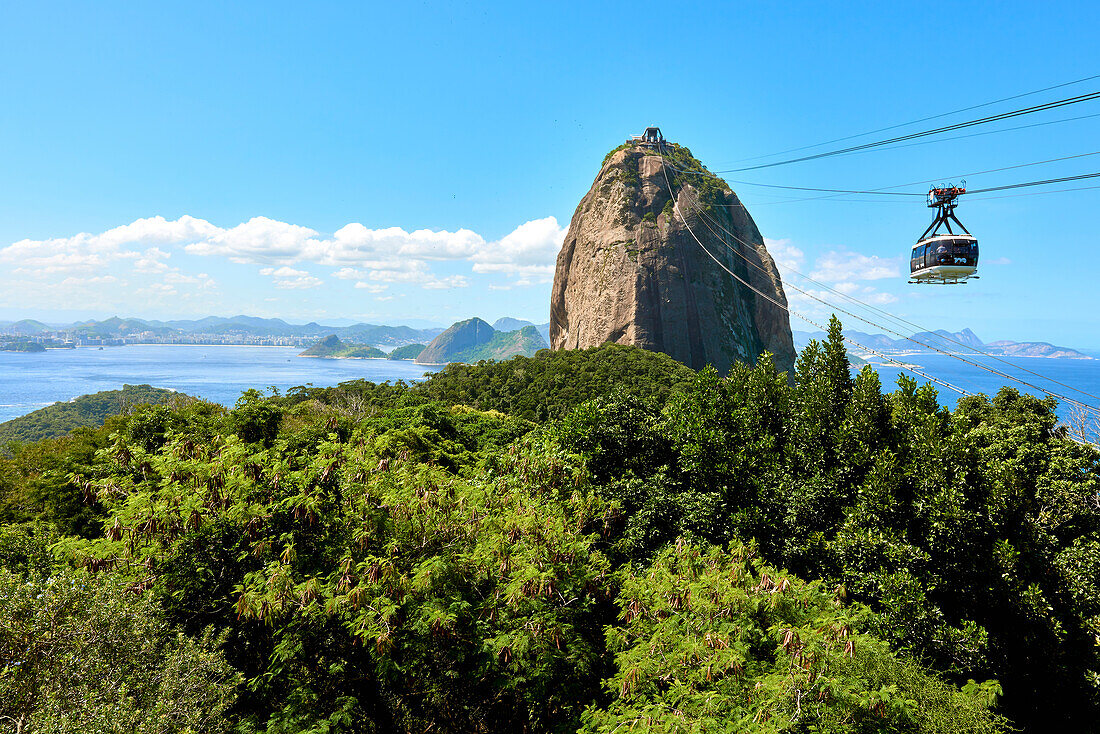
[909,183,979,285]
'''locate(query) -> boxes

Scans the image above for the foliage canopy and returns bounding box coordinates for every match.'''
[1,333,1096,733]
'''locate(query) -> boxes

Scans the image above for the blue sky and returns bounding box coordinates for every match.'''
[2,2,1098,346]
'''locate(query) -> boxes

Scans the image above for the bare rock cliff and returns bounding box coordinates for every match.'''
[549,143,795,376]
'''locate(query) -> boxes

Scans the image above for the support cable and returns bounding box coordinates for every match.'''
[657,150,1100,416]
[715,91,1100,172]
[687,198,1100,410]
[728,73,1100,164]
[656,146,1100,402]
[717,151,1100,199]
[657,160,977,397]
[662,110,1100,195]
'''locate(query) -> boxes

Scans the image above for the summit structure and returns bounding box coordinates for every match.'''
[549,133,796,375]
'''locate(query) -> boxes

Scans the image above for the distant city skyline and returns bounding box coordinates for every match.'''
[2,2,1099,347]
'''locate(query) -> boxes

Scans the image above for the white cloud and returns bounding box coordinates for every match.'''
[134,247,172,274]
[763,239,904,323]
[185,217,319,264]
[809,250,900,282]
[472,216,566,281]
[273,275,323,290]
[422,275,470,290]
[307,223,485,263]
[59,275,118,287]
[257,265,322,289]
[763,237,805,277]
[862,291,898,305]
[99,215,221,247]
[137,283,178,298]
[1,212,568,317]
[260,266,310,278]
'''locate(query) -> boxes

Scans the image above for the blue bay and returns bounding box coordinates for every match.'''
[1,345,1099,431]
[0,345,442,423]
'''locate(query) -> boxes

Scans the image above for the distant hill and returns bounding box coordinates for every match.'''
[388,343,426,360]
[5,319,51,335]
[299,335,386,359]
[72,316,178,338]
[793,328,1092,359]
[416,319,548,364]
[492,318,552,346]
[492,317,533,332]
[986,341,1093,359]
[536,322,551,346]
[1,341,46,352]
[335,324,441,346]
[0,314,443,347]
[0,384,184,445]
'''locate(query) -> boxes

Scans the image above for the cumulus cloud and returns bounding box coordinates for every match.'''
[472,216,566,281]
[58,275,119,287]
[762,240,904,322]
[308,223,485,263]
[185,217,319,264]
[809,250,900,282]
[275,276,323,290]
[258,266,322,290]
[260,266,310,278]
[763,238,805,277]
[1,213,569,317]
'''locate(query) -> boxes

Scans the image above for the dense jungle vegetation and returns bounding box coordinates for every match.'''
[0,384,181,446]
[1,322,1097,733]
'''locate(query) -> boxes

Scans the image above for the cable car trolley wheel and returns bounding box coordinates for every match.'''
[909,183,980,285]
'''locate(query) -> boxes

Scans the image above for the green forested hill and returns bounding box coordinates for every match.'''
[283,342,697,422]
[1,326,1097,733]
[0,341,46,352]
[387,342,426,360]
[450,324,547,362]
[299,334,387,359]
[416,319,547,364]
[0,384,184,445]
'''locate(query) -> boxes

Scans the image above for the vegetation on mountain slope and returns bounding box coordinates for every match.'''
[0,384,185,447]
[0,341,46,352]
[387,343,426,360]
[0,323,1096,733]
[417,318,548,364]
[299,335,387,359]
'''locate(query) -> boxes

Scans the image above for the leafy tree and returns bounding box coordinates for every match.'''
[583,541,1004,733]
[0,568,239,734]
[5,331,1097,732]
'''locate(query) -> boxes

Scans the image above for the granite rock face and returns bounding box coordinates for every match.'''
[549,143,795,376]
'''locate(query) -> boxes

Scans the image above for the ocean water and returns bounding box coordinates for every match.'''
[1,345,1098,435]
[0,345,443,423]
[861,351,1100,439]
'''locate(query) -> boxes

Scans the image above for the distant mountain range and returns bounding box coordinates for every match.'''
[792,328,1093,359]
[0,315,445,347]
[0,315,561,350]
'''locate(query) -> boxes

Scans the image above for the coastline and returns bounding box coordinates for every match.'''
[298,355,388,360]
